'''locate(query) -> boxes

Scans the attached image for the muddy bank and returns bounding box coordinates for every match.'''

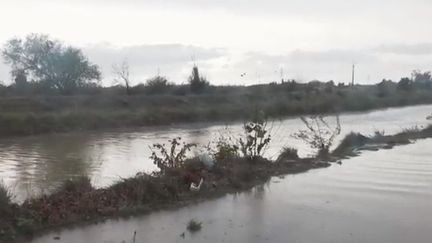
[0,157,329,242]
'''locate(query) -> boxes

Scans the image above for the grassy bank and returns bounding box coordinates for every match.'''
[0,157,329,242]
[1,124,431,242]
[1,82,432,136]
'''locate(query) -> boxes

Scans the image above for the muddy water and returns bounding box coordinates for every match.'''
[1,105,431,201]
[28,139,432,243]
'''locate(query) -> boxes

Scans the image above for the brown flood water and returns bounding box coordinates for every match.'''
[26,139,432,243]
[0,104,431,202]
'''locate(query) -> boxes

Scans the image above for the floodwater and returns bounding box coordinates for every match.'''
[27,138,432,243]
[0,104,431,201]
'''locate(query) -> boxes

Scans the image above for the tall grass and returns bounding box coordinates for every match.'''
[0,81,431,137]
[0,181,12,212]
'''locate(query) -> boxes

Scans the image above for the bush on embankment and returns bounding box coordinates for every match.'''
[0,80,432,137]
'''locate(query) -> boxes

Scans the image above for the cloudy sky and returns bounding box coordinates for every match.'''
[0,0,431,85]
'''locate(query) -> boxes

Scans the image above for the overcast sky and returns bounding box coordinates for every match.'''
[1,0,431,85]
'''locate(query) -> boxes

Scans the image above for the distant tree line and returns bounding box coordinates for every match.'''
[1,33,432,97]
[373,70,432,97]
[2,34,101,95]
[1,34,210,95]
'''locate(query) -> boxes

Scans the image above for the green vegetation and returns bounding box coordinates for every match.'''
[2,34,101,95]
[0,34,431,137]
[0,182,12,213]
[239,120,271,160]
[144,75,173,95]
[149,137,197,174]
[0,79,432,137]
[0,182,16,241]
[188,65,209,93]
[277,147,299,161]
[331,125,432,159]
[0,35,431,136]
[187,219,202,233]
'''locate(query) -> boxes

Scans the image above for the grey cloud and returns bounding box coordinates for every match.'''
[374,43,432,55]
[84,43,225,66]
[46,0,432,19]
[0,43,429,86]
[0,43,227,84]
[214,49,380,84]
[82,43,227,84]
[244,49,377,64]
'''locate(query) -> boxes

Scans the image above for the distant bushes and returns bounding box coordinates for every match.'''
[143,75,173,95]
[0,75,431,137]
[188,65,209,93]
[277,147,299,161]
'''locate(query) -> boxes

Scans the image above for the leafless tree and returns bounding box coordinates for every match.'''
[112,59,131,95]
[293,115,341,157]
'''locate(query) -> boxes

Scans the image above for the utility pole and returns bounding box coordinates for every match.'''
[351,64,355,86]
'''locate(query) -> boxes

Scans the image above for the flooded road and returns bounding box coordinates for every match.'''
[0,104,431,201]
[27,139,432,243]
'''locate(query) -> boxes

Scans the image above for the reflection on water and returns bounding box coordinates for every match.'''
[0,104,431,201]
[27,139,432,243]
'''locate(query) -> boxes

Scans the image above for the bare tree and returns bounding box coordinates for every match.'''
[112,60,131,95]
[293,115,341,157]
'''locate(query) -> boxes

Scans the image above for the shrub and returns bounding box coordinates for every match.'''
[376,80,392,97]
[293,115,341,157]
[182,157,206,171]
[239,120,271,160]
[188,65,209,93]
[209,137,239,162]
[0,181,12,213]
[187,219,202,232]
[149,137,197,174]
[397,77,413,91]
[412,70,432,89]
[277,147,299,161]
[58,176,93,193]
[16,217,36,235]
[144,75,172,95]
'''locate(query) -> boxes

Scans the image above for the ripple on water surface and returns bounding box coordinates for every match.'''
[26,139,432,243]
